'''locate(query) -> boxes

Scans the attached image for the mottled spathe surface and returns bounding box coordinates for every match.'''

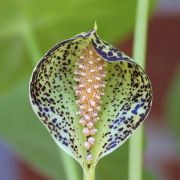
[29,28,152,167]
[30,37,88,162]
[94,61,151,160]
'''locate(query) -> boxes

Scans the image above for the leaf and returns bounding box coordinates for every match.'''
[29,27,152,174]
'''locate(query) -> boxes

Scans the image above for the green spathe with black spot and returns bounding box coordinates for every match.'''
[29,24,152,169]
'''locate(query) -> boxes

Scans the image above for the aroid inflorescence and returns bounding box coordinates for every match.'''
[29,24,152,173]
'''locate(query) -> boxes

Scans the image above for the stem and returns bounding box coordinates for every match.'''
[21,18,80,180]
[61,152,80,180]
[83,166,95,180]
[21,21,41,64]
[128,0,149,180]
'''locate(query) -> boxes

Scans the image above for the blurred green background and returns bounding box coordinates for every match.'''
[0,0,180,180]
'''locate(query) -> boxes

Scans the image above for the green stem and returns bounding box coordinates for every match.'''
[60,152,80,180]
[83,166,95,180]
[21,21,41,64]
[21,18,80,180]
[129,0,149,180]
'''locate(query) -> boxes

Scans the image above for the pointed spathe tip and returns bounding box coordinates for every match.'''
[89,21,98,37]
[94,21,98,32]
